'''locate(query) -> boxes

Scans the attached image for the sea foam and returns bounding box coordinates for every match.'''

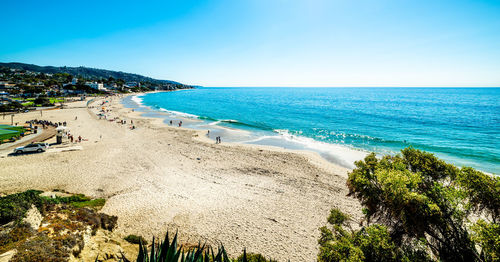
[131,95,144,106]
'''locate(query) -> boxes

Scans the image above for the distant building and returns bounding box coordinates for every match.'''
[72,78,78,85]
[125,82,139,88]
[86,82,107,91]
[62,89,85,95]
[0,82,16,89]
[104,83,118,90]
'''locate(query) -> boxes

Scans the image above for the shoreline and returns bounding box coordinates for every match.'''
[122,92,354,178]
[126,91,367,173]
[128,90,499,176]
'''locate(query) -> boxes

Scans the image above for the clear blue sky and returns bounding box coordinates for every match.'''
[1,0,499,87]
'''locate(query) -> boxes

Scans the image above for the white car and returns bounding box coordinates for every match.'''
[14,143,48,154]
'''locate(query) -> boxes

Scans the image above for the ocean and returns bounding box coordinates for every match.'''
[124,87,500,174]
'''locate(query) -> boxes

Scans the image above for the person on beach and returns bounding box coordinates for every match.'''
[169,120,172,125]
[78,136,82,143]
[179,121,182,127]
[207,130,210,136]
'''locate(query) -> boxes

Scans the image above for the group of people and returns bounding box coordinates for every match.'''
[169,120,183,127]
[116,118,132,125]
[26,119,63,129]
[68,134,82,143]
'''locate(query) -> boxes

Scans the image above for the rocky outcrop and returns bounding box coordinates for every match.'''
[0,249,16,262]
[70,229,138,262]
[21,205,42,231]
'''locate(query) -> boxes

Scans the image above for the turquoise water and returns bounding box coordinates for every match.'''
[131,87,499,174]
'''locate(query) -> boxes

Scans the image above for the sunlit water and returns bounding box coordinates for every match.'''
[123,87,499,174]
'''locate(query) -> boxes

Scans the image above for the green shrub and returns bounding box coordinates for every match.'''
[34,96,53,107]
[70,198,106,208]
[0,190,43,224]
[319,147,500,262]
[42,194,105,209]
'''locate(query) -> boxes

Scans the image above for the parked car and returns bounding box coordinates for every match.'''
[14,143,48,154]
[37,142,50,149]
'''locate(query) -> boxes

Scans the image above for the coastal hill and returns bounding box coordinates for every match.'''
[0,62,188,87]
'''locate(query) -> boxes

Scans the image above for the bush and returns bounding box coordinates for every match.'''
[34,96,53,106]
[42,194,105,209]
[319,147,500,262]
[0,190,44,224]
[0,101,24,112]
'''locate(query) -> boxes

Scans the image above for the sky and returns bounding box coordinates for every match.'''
[1,0,500,87]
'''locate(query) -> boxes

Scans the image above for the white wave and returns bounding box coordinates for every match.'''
[208,120,222,126]
[131,95,144,106]
[240,135,277,143]
[159,108,198,119]
[266,129,367,169]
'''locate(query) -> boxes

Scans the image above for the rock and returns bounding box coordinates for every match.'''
[71,229,138,262]
[0,249,17,262]
[40,191,72,198]
[22,204,42,231]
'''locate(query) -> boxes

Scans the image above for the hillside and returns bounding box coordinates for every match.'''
[0,62,188,86]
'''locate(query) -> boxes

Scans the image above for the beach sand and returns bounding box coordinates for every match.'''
[0,94,362,261]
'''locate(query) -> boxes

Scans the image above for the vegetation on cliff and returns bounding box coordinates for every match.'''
[318,147,499,262]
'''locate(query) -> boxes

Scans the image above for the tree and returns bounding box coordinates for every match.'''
[34,96,52,106]
[319,147,499,262]
[0,101,23,112]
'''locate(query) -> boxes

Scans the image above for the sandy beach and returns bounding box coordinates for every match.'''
[0,94,362,261]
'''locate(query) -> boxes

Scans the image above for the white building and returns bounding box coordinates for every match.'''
[86,82,106,91]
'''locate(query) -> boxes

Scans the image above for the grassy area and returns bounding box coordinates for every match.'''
[0,125,26,141]
[69,198,106,208]
[41,194,106,209]
[49,98,64,103]
[11,97,64,107]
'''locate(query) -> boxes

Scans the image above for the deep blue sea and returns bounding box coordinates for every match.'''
[128,87,499,174]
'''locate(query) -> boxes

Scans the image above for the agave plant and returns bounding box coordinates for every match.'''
[95,231,263,262]
[123,231,234,262]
